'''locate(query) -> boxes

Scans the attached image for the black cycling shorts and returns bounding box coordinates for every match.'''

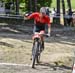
[34,24,45,32]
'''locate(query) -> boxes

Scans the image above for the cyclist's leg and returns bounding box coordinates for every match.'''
[33,25,45,51]
[39,25,45,50]
[45,24,48,33]
[40,31,45,50]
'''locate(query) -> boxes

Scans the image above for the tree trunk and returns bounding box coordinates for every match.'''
[67,0,72,11]
[29,0,32,12]
[15,0,19,15]
[62,0,67,26]
[56,0,60,25]
[34,0,37,12]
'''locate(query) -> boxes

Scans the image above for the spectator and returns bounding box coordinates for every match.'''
[67,9,73,26]
[46,7,50,17]
[5,2,11,15]
[51,7,56,23]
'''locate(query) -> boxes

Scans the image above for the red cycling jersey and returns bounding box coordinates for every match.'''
[28,12,50,27]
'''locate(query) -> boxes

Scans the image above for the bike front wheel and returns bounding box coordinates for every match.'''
[32,41,40,68]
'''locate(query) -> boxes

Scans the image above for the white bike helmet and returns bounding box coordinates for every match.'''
[40,7,46,14]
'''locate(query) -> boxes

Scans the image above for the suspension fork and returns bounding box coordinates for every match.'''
[32,38,40,54]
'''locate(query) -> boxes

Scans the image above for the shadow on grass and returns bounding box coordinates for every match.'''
[36,62,72,71]
[0,42,14,48]
[0,22,75,47]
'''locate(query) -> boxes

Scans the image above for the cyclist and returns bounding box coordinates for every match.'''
[24,8,51,50]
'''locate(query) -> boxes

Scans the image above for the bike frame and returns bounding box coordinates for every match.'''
[31,31,44,68]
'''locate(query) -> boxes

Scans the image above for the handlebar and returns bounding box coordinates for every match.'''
[43,34,50,37]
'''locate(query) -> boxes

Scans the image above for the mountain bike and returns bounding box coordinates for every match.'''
[31,31,48,68]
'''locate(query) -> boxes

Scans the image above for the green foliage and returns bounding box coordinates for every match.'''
[2,0,75,14]
[25,0,52,12]
[51,0,75,9]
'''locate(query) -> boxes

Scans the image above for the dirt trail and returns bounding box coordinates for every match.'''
[0,33,75,73]
[0,23,75,73]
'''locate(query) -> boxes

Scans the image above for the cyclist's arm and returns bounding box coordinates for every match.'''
[47,17,51,36]
[24,13,36,20]
[48,24,51,36]
[48,25,51,31]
